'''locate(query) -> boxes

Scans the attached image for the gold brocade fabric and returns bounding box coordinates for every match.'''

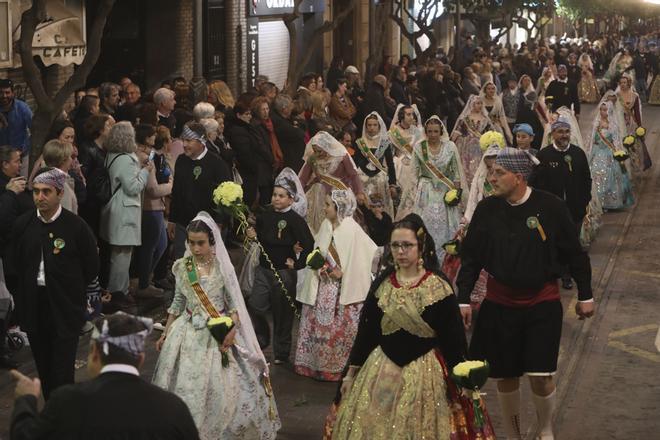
[578,76,600,103]
[332,347,451,440]
[377,274,453,337]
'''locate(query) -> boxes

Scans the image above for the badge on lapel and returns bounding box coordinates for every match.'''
[53,238,66,255]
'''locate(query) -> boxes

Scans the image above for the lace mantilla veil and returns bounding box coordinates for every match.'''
[188,211,269,375]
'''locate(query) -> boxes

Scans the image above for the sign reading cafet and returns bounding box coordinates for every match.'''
[31,0,86,66]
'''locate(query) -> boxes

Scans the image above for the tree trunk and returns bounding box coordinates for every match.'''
[20,0,116,171]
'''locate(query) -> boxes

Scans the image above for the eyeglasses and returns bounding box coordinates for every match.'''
[390,241,417,252]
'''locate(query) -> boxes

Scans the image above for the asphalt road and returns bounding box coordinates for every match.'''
[0,103,658,439]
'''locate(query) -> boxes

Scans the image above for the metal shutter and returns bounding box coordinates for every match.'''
[258,19,290,90]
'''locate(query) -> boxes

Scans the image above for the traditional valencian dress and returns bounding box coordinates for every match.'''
[588,101,634,210]
[295,190,377,381]
[332,270,496,439]
[388,104,423,220]
[153,214,280,440]
[405,118,468,261]
[354,112,397,218]
[577,54,600,103]
[451,95,494,186]
[298,131,364,233]
[616,83,652,179]
[480,82,513,145]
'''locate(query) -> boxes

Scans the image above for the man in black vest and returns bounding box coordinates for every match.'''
[9,168,99,399]
[544,65,581,118]
[10,312,200,439]
[529,117,592,289]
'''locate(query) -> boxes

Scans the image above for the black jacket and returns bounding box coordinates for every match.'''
[389,78,409,106]
[0,171,33,258]
[11,371,200,440]
[10,208,99,337]
[270,110,306,173]
[545,79,581,116]
[529,144,592,223]
[226,117,274,185]
[361,82,388,124]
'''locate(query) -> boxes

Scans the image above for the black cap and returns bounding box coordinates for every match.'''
[0,78,13,89]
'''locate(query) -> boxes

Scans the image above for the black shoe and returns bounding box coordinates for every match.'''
[0,354,18,369]
[562,278,573,290]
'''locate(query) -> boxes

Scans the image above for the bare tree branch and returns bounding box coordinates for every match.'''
[53,0,116,110]
[19,0,50,110]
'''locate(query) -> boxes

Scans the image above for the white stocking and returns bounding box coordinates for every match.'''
[531,389,556,440]
[497,388,522,440]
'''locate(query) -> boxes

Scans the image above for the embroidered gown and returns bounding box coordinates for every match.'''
[589,128,634,210]
[618,93,652,179]
[389,126,419,220]
[452,117,492,186]
[578,67,600,103]
[332,271,495,439]
[294,239,363,381]
[153,259,280,440]
[409,141,464,261]
[353,137,397,218]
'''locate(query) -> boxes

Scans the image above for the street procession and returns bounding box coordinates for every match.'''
[1,0,659,438]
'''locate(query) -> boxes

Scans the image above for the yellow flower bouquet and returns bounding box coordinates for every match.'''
[451,360,490,428]
[635,126,646,138]
[213,181,249,228]
[207,316,235,367]
[623,135,636,147]
[479,130,505,152]
[444,188,462,207]
[442,239,461,256]
[306,248,326,270]
[613,150,629,162]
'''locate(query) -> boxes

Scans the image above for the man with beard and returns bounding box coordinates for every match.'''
[544,65,581,118]
[529,117,592,289]
[457,147,594,440]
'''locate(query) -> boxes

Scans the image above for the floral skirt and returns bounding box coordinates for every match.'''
[294,278,362,381]
[153,317,281,440]
[331,347,496,439]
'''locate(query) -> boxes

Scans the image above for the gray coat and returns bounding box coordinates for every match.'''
[100,152,149,246]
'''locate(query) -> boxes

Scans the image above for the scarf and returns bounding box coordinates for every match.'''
[263,118,284,169]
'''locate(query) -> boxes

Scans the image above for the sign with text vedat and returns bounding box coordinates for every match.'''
[247,17,259,89]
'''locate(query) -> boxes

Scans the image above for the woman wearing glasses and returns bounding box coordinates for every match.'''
[329,213,494,439]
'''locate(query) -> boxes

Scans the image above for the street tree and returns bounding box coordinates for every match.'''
[389,0,443,64]
[510,0,555,41]
[19,0,116,169]
[283,0,359,94]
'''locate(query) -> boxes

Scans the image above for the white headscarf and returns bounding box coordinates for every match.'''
[389,103,423,132]
[518,74,536,95]
[424,114,450,142]
[588,100,625,155]
[598,91,627,141]
[541,106,585,152]
[361,111,388,148]
[451,95,490,136]
[298,188,377,306]
[187,212,269,375]
[274,167,307,217]
[578,53,594,71]
[303,130,349,161]
[465,145,500,222]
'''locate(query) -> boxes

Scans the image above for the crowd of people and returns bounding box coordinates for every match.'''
[0,29,658,439]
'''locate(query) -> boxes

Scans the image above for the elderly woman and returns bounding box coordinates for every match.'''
[193,102,216,122]
[100,121,152,303]
[41,139,79,214]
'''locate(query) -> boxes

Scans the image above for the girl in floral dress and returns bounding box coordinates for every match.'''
[153,212,280,440]
[295,189,377,381]
[588,101,635,210]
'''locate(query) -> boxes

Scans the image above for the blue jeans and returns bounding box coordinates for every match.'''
[136,211,168,289]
